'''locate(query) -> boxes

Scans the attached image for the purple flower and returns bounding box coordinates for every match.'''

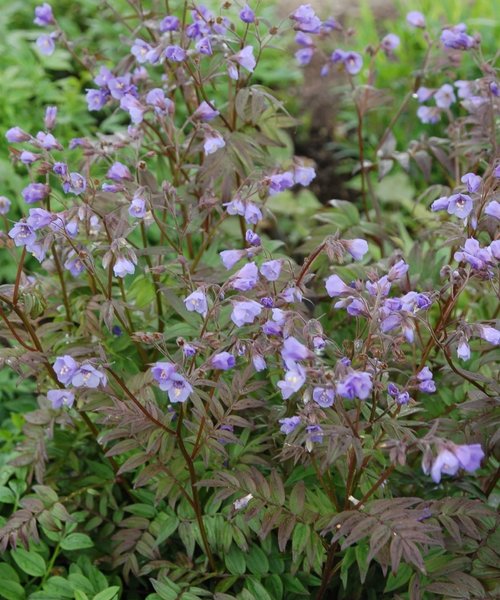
[461,173,481,193]
[164,45,186,62]
[261,297,274,308]
[343,52,363,75]
[86,89,109,111]
[53,162,67,176]
[231,46,256,73]
[108,75,135,100]
[277,365,306,399]
[417,106,441,124]
[244,203,262,225]
[396,391,410,405]
[434,84,456,109]
[343,238,369,261]
[20,151,40,165]
[260,260,281,281]
[447,193,473,219]
[184,289,208,316]
[64,254,85,277]
[22,183,50,204]
[245,230,261,247]
[193,101,219,121]
[381,34,400,56]
[44,105,57,129]
[220,249,246,270]
[290,5,322,34]
[252,354,266,371]
[455,80,475,99]
[47,389,74,409]
[281,336,311,368]
[268,172,295,195]
[131,39,152,63]
[107,162,132,182]
[183,344,196,357]
[295,47,314,66]
[479,326,500,345]
[26,208,53,230]
[388,260,409,281]
[129,196,146,218]
[240,4,255,23]
[152,362,177,390]
[406,11,425,28]
[9,223,36,247]
[441,26,475,50]
[325,274,351,297]
[429,444,484,483]
[484,201,500,219]
[279,416,301,434]
[203,130,225,155]
[336,371,372,400]
[306,424,324,444]
[454,444,485,473]
[230,262,259,291]
[293,165,316,186]
[5,127,31,143]
[54,355,79,386]
[113,255,136,278]
[63,172,87,195]
[195,37,212,56]
[159,15,180,32]
[457,339,471,361]
[0,196,11,215]
[120,94,145,124]
[146,88,174,116]
[36,34,56,56]
[417,367,436,393]
[211,352,235,370]
[34,3,54,25]
[312,386,335,408]
[429,448,459,482]
[71,364,107,388]
[454,238,492,270]
[231,300,262,327]
[415,86,434,102]
[387,383,399,397]
[167,373,193,403]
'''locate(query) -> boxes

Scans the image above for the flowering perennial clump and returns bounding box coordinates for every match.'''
[0,1,498,598]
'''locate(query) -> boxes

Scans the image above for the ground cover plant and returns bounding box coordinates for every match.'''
[0,1,498,599]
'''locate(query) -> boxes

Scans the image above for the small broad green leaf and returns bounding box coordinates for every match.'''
[11,548,46,577]
[74,592,90,600]
[93,587,121,600]
[384,563,412,592]
[245,545,269,575]
[0,579,25,600]
[0,487,16,504]
[264,574,283,600]
[244,577,272,600]
[0,563,19,583]
[61,533,94,551]
[225,546,246,575]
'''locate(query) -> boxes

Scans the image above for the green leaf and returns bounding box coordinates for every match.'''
[225,546,246,575]
[0,563,19,583]
[264,574,283,600]
[43,576,74,598]
[93,587,121,600]
[11,548,46,577]
[0,487,16,504]
[384,563,412,592]
[244,577,272,600]
[74,592,90,600]
[0,580,25,600]
[246,545,269,575]
[61,533,94,551]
